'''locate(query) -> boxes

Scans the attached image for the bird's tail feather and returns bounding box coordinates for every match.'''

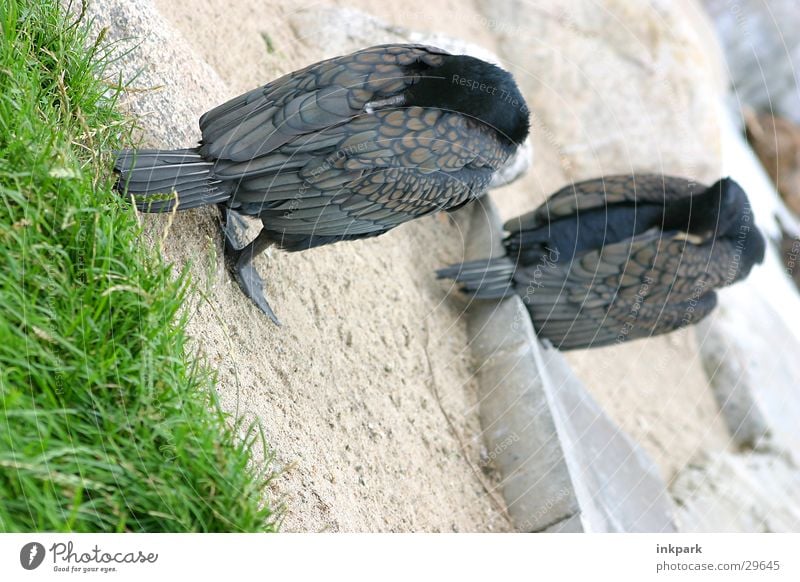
[436,256,516,299]
[114,148,230,212]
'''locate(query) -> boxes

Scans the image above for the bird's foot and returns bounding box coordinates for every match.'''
[233,260,282,326]
[222,226,281,325]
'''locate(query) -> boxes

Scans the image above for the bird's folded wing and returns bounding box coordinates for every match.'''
[226,106,499,237]
[504,174,704,232]
[198,44,449,162]
[243,164,492,237]
[524,228,720,349]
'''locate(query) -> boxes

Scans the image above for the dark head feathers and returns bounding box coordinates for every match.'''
[672,177,745,235]
[403,54,530,146]
[674,178,765,278]
[712,177,766,280]
[715,177,754,235]
[655,178,763,267]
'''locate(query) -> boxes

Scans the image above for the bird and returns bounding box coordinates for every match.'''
[437,175,766,350]
[114,43,530,324]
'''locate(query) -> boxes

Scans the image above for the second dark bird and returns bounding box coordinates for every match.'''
[437,175,766,350]
[114,44,530,323]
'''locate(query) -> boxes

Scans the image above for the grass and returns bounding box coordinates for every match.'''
[0,0,276,532]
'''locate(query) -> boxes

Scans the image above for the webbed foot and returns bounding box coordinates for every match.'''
[222,223,281,325]
[233,258,281,325]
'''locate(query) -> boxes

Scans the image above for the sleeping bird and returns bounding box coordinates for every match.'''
[437,175,766,350]
[114,44,530,323]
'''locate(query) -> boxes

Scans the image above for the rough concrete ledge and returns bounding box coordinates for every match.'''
[463,197,678,532]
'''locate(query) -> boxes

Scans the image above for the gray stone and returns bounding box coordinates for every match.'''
[65,0,229,148]
[461,202,578,530]
[703,0,800,125]
[672,448,800,532]
[469,294,581,532]
[542,513,584,533]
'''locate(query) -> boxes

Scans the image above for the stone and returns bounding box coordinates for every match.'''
[672,448,800,532]
[542,346,678,533]
[64,0,228,148]
[703,0,800,125]
[476,0,724,183]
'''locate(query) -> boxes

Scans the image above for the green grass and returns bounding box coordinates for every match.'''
[0,0,276,532]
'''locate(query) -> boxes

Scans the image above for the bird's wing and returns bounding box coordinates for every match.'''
[223,106,503,240]
[504,174,704,233]
[523,228,721,350]
[198,44,449,162]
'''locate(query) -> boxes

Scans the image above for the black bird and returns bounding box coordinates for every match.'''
[437,175,766,350]
[114,44,530,323]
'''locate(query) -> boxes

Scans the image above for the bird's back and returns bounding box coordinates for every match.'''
[197,45,522,251]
